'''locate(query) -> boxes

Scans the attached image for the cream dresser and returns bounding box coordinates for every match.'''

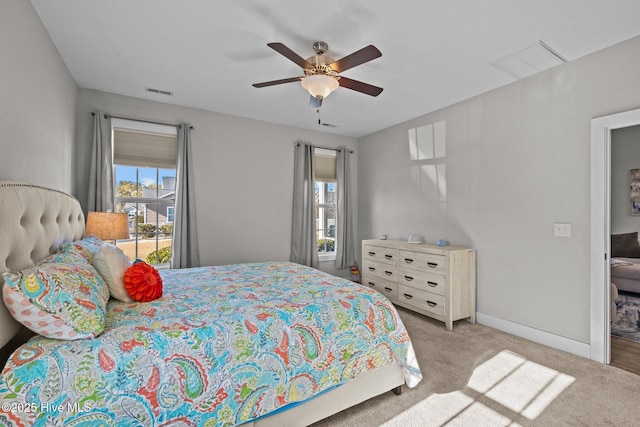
[361,239,476,331]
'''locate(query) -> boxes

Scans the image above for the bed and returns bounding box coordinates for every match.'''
[0,183,422,426]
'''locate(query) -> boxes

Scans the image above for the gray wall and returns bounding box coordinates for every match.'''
[611,125,640,234]
[0,0,78,193]
[76,90,358,277]
[358,36,640,344]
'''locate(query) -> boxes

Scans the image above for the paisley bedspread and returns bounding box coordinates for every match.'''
[0,262,422,426]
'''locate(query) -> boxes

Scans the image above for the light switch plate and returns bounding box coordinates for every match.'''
[554,222,571,237]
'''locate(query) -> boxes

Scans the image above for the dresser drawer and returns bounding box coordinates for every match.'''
[364,260,398,281]
[398,284,445,316]
[399,250,446,275]
[398,268,446,296]
[364,245,398,266]
[362,275,398,299]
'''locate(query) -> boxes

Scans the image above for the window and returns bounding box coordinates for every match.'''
[314,148,337,260]
[111,119,177,267]
[316,181,336,256]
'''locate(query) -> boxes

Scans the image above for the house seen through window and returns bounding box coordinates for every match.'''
[314,148,337,260]
[111,119,177,267]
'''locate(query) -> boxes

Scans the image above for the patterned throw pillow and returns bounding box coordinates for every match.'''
[93,244,133,302]
[39,251,89,265]
[58,236,104,263]
[2,256,110,339]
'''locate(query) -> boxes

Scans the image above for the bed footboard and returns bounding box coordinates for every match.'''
[246,363,404,427]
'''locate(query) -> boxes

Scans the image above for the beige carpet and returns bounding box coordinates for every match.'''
[312,307,640,427]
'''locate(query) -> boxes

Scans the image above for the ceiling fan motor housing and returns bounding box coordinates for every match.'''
[306,54,335,68]
[313,41,329,55]
[306,41,336,75]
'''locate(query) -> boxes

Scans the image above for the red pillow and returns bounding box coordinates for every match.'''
[123,261,163,302]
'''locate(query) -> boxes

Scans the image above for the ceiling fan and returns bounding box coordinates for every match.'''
[252,41,382,108]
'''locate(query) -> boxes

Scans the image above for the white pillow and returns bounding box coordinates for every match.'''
[93,244,133,302]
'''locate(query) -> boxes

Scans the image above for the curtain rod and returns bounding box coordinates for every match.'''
[295,142,354,154]
[90,112,193,130]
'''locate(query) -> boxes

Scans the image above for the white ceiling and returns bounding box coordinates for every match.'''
[31,0,640,138]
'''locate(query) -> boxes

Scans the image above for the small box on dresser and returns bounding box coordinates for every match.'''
[361,239,476,331]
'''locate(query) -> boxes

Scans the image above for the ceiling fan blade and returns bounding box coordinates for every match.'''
[252,76,303,88]
[309,95,323,109]
[329,45,382,73]
[267,42,314,69]
[338,77,383,97]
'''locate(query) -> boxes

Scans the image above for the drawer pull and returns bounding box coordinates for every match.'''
[404,258,414,264]
[369,267,376,272]
[384,287,392,292]
[385,254,393,260]
[427,262,438,269]
[384,271,393,276]
[368,282,376,287]
[368,251,376,256]
[426,300,437,307]
[404,275,414,281]
[403,293,413,300]
[427,281,438,287]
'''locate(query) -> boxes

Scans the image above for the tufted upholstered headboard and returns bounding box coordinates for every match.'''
[0,183,85,351]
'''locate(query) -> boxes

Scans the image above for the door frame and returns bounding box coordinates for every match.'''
[590,107,640,363]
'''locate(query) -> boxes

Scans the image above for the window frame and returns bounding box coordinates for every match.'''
[111,119,177,268]
[314,147,338,262]
[114,166,176,268]
[316,180,337,261]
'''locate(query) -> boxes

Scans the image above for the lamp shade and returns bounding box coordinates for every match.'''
[301,74,339,99]
[84,212,129,241]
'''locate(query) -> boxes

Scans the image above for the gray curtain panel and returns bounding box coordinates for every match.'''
[87,111,114,212]
[291,142,319,268]
[335,147,355,269]
[172,123,200,269]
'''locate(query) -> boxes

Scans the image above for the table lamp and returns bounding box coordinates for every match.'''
[84,212,129,243]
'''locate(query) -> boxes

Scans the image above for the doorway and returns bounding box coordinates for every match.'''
[609,125,640,374]
[590,107,640,364]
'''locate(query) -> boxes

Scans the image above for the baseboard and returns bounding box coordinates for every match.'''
[476,312,591,359]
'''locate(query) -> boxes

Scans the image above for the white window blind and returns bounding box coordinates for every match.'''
[113,128,177,169]
[313,149,337,183]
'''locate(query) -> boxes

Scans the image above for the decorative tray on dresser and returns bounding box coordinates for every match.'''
[361,239,476,331]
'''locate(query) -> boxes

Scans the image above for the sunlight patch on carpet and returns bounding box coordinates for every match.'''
[467,350,525,393]
[449,402,517,427]
[476,354,574,418]
[380,391,520,427]
[382,350,574,426]
[381,391,473,426]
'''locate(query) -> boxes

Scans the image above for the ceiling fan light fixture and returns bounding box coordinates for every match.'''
[301,74,339,99]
